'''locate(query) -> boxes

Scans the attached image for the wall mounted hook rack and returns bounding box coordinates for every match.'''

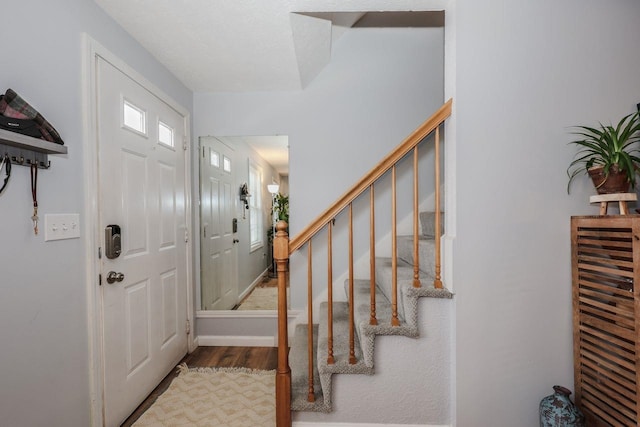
[0,128,67,169]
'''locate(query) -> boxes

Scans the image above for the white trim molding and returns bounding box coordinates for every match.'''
[237,268,269,302]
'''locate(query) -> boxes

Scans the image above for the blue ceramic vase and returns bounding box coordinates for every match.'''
[539,385,585,427]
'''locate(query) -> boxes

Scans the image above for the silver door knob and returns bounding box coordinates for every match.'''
[106,271,125,284]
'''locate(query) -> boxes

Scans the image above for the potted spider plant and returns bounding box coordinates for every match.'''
[567,111,640,194]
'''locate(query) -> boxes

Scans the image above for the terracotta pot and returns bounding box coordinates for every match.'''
[587,164,631,194]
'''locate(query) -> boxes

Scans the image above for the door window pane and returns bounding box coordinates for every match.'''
[210,149,220,167]
[158,121,174,148]
[223,156,231,173]
[123,100,146,134]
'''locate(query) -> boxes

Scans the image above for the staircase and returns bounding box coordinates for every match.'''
[290,211,453,413]
[273,99,453,426]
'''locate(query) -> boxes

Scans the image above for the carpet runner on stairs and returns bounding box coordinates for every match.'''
[289,211,453,413]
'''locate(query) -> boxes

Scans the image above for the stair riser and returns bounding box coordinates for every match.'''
[420,211,443,237]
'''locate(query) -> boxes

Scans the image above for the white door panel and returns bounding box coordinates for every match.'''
[98,57,188,427]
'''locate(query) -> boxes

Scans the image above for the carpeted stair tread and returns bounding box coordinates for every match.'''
[350,279,417,368]
[317,301,371,375]
[290,324,329,412]
[349,279,407,329]
[303,301,373,412]
[290,214,455,415]
[375,257,452,320]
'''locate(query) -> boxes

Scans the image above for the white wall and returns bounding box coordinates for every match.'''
[454,1,640,426]
[195,27,445,310]
[0,2,192,425]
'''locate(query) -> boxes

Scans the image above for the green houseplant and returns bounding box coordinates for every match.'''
[567,112,640,194]
[273,193,289,223]
[267,193,289,243]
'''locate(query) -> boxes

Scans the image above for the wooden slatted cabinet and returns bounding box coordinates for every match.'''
[571,216,640,426]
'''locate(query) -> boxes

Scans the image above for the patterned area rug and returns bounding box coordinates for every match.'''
[133,364,275,427]
[237,287,278,310]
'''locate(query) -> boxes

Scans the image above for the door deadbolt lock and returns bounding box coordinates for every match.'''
[105,225,122,259]
[106,271,125,284]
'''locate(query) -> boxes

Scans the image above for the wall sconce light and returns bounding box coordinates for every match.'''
[268,183,280,227]
[267,184,279,195]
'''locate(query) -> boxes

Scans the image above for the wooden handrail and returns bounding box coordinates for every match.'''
[289,99,453,253]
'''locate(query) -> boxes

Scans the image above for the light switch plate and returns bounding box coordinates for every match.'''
[45,214,81,241]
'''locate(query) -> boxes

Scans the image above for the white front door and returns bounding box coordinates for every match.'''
[97,57,189,426]
[200,136,238,310]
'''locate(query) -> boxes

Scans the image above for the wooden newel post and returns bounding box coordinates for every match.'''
[274,220,291,427]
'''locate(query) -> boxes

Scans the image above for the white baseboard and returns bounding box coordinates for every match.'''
[197,335,275,347]
[293,423,450,427]
[237,267,270,301]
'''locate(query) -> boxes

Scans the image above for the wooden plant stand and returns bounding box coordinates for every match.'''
[589,193,637,215]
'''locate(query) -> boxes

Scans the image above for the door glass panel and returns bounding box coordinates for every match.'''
[123,100,146,134]
[158,121,174,148]
[210,149,220,167]
[223,156,231,173]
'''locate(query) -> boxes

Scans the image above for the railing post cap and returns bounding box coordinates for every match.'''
[274,221,289,261]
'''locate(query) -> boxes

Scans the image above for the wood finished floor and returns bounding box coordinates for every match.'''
[121,346,278,427]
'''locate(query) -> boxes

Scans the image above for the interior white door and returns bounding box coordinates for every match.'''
[200,136,238,310]
[97,57,188,427]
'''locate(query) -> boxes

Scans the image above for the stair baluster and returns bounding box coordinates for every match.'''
[391,165,400,327]
[369,185,378,325]
[348,203,357,364]
[327,221,335,364]
[307,241,315,402]
[274,221,291,427]
[413,146,421,288]
[433,127,443,289]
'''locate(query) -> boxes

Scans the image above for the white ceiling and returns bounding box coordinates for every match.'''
[93,0,443,92]
[218,135,289,177]
[93,1,443,176]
